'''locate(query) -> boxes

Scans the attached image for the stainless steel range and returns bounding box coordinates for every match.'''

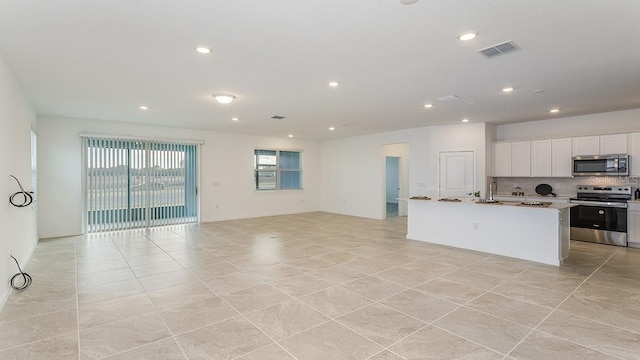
[570,185,632,246]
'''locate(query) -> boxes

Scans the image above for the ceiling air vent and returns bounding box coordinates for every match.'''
[270,115,286,120]
[477,41,521,59]
[437,95,460,102]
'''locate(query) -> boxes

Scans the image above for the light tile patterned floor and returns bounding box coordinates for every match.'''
[1,212,640,359]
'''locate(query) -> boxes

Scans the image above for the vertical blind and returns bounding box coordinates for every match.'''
[82,136,199,232]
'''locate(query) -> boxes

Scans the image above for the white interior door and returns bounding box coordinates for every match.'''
[439,151,474,198]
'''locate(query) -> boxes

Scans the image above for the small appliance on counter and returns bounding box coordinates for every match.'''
[635,187,640,200]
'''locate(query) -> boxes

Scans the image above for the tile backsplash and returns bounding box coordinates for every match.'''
[495,176,640,197]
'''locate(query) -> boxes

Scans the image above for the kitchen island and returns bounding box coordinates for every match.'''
[407,199,574,266]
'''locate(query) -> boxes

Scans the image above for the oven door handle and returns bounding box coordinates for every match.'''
[570,200,628,208]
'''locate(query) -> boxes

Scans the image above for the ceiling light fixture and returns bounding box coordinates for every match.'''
[462,119,470,123]
[139,105,149,110]
[329,126,335,131]
[458,32,478,41]
[328,81,339,87]
[231,117,239,121]
[424,104,433,108]
[502,87,514,93]
[550,108,560,113]
[195,47,211,54]
[212,93,236,104]
[400,0,419,5]
[288,134,294,138]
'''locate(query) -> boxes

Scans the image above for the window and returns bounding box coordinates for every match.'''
[254,149,302,190]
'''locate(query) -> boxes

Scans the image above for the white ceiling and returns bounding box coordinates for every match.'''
[1,0,639,140]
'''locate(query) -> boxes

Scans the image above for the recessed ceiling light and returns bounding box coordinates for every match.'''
[329,126,335,131]
[424,104,433,108]
[139,105,149,110]
[532,89,545,94]
[231,117,239,121]
[550,108,560,113]
[458,32,478,41]
[195,47,211,54]
[502,87,514,93]
[212,93,236,104]
[462,119,470,123]
[288,134,294,138]
[328,81,339,87]
[400,0,419,4]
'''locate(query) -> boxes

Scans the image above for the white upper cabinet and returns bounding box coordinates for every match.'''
[551,138,572,177]
[493,142,512,177]
[572,134,628,156]
[531,140,552,177]
[600,134,628,155]
[493,133,631,178]
[631,133,640,176]
[494,139,571,177]
[511,141,531,177]
[572,136,600,155]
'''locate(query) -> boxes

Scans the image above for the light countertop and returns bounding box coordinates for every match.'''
[408,198,575,210]
[493,193,573,200]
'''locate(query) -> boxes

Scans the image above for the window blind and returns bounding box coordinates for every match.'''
[82,136,198,232]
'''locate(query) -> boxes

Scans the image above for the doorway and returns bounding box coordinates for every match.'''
[386,156,400,217]
[383,143,409,218]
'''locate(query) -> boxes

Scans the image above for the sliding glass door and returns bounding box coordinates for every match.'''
[83,137,198,232]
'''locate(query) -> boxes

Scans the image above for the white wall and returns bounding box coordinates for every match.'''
[321,123,488,220]
[38,116,321,238]
[0,54,38,307]
[497,108,640,141]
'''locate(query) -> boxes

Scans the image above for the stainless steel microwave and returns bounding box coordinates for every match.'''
[572,154,629,176]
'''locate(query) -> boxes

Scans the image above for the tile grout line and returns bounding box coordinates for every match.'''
[91,230,190,360]
[315,262,529,359]
[503,246,623,358]
[114,225,249,358]
[13,217,638,360]
[371,264,531,358]
[265,248,528,357]
[142,227,235,360]
[75,236,81,360]
[181,261,301,360]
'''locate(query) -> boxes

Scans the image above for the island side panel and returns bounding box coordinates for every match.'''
[407,200,565,266]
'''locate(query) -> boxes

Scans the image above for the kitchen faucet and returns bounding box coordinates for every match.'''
[488,180,495,201]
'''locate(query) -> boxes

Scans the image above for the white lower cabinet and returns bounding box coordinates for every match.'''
[628,202,640,248]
